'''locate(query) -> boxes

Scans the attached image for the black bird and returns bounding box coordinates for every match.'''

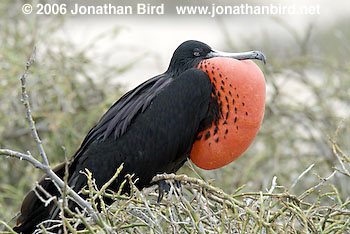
[13,40,266,233]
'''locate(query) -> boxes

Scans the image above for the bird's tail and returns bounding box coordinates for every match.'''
[13,163,66,234]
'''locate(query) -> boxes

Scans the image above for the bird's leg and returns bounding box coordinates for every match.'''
[156,179,183,203]
[156,159,186,203]
[156,180,171,203]
[174,180,182,188]
[174,180,187,201]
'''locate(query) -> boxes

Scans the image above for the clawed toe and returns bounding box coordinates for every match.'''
[174,180,182,188]
[157,180,171,203]
[156,179,183,203]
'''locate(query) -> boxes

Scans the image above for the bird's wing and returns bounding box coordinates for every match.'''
[71,74,173,162]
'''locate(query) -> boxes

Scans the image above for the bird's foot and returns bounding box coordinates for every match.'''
[157,180,171,203]
[174,180,182,188]
[156,180,182,203]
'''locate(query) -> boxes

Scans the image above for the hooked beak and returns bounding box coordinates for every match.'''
[207,50,266,64]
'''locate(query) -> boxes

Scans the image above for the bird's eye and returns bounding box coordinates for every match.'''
[193,48,201,57]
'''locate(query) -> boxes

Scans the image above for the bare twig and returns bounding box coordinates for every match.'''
[289,164,315,192]
[267,176,278,194]
[19,47,49,167]
[331,140,350,176]
[0,221,17,234]
[299,170,337,200]
[0,149,47,170]
[94,163,124,200]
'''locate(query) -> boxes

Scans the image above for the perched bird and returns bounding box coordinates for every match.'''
[13,40,266,233]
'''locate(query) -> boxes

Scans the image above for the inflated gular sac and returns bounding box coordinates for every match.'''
[191,57,266,170]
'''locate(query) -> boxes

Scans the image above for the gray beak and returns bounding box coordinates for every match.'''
[207,50,266,64]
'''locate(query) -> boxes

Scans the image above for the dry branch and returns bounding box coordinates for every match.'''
[0,48,111,233]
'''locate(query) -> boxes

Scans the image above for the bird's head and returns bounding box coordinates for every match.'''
[166,40,266,76]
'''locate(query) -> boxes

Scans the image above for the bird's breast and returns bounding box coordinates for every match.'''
[190,57,266,170]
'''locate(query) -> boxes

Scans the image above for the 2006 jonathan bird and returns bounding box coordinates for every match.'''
[14,40,266,233]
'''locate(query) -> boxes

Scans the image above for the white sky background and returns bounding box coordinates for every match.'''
[60,0,350,89]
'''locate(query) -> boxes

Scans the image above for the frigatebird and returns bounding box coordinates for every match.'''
[13,40,266,233]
